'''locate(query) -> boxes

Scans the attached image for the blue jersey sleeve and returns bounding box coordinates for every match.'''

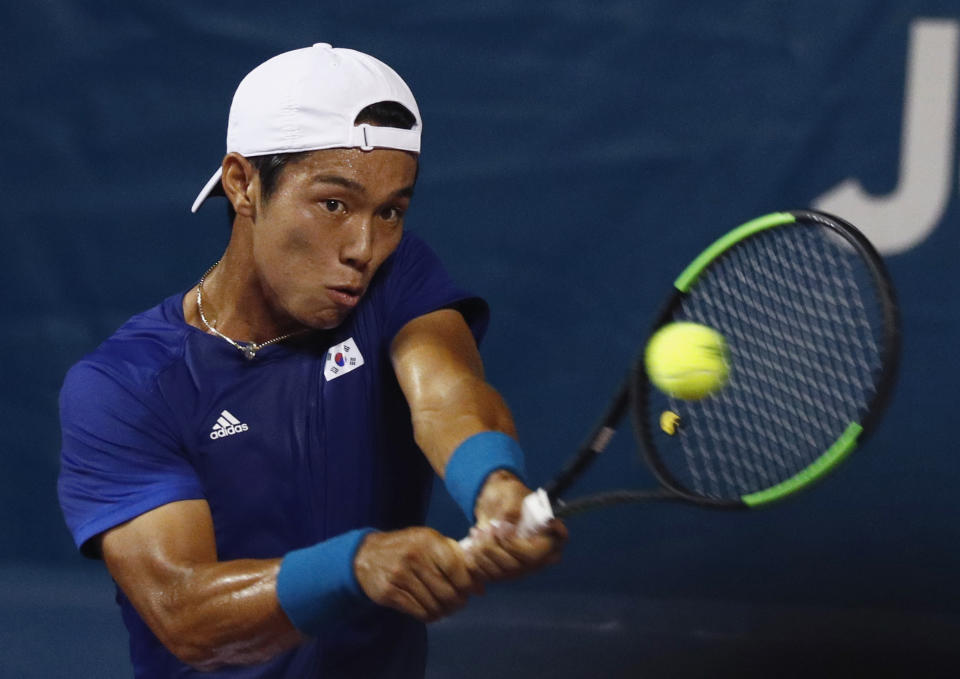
[58,359,204,557]
[381,232,490,343]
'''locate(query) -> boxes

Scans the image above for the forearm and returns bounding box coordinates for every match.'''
[104,502,380,671]
[390,310,566,580]
[411,373,517,475]
[109,553,300,670]
[162,559,298,669]
[391,309,520,475]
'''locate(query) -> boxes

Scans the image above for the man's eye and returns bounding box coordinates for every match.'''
[322,200,343,213]
[380,206,404,222]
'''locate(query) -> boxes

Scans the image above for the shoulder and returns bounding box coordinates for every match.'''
[377,230,440,278]
[364,230,490,344]
[395,229,433,256]
[62,293,190,405]
[373,229,459,297]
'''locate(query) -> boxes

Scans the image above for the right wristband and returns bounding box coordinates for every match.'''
[443,431,527,522]
[275,528,375,636]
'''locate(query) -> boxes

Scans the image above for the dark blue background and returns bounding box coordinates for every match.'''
[3,1,959,676]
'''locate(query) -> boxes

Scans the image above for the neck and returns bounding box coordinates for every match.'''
[186,222,306,344]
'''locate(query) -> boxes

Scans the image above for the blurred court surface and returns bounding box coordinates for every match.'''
[5,562,958,678]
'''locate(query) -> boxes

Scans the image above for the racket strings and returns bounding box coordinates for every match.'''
[795,229,881,411]
[681,302,818,498]
[677,239,840,496]
[750,231,872,417]
[791,231,880,397]
[658,224,884,500]
[707,246,860,405]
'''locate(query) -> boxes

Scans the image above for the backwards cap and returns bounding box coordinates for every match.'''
[191,43,421,213]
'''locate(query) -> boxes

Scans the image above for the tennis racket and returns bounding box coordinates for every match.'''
[461,209,900,546]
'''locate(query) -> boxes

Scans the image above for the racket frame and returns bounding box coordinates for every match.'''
[547,210,900,517]
[632,209,900,508]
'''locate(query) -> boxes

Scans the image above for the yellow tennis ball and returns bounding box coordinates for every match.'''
[644,322,729,400]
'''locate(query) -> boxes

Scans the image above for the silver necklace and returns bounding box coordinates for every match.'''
[196,260,308,360]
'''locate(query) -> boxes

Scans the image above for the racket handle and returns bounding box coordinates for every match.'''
[458,488,554,551]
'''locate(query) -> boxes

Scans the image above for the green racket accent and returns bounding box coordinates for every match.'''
[674,212,796,292]
[741,422,863,507]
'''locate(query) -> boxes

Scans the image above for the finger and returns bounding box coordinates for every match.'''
[479,536,525,573]
[419,538,478,614]
[440,538,485,595]
[462,530,509,580]
[413,563,468,618]
[495,524,567,567]
[546,518,569,543]
[542,522,568,566]
[437,538,478,591]
[381,583,431,621]
[495,527,551,564]
[393,567,446,621]
[468,548,508,580]
[457,532,490,591]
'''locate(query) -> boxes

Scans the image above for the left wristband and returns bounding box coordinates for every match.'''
[276,528,375,636]
[443,431,527,522]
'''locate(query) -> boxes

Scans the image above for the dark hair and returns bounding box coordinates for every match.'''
[226,101,418,224]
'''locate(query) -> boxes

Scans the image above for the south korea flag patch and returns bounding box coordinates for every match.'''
[324,337,365,381]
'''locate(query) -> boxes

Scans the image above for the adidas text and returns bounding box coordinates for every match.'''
[210,423,249,440]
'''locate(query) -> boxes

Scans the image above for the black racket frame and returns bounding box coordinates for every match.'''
[545,210,900,518]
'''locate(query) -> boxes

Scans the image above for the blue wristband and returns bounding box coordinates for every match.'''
[276,528,375,636]
[444,431,527,522]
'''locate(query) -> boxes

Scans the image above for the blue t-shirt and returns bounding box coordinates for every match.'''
[58,231,488,678]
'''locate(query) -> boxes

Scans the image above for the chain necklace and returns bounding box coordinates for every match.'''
[196,260,309,360]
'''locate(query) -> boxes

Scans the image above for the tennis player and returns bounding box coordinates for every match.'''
[57,43,565,678]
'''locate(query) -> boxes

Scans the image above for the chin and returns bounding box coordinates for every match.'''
[301,308,349,331]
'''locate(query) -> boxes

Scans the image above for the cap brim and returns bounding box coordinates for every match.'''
[191,167,224,213]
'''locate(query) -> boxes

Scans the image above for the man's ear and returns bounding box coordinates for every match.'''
[220,152,259,219]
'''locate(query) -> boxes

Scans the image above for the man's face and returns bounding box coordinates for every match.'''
[250,147,417,329]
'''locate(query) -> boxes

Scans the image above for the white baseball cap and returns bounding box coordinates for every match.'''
[191,43,422,213]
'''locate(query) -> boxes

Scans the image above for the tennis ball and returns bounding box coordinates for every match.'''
[644,322,729,400]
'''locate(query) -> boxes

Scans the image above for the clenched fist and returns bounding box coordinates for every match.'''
[353,527,485,622]
[466,470,567,580]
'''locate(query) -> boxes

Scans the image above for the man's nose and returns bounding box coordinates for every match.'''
[340,215,375,269]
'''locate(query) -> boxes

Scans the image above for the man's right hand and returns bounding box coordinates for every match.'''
[353,527,484,622]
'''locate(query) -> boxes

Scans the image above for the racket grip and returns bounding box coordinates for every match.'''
[458,488,554,551]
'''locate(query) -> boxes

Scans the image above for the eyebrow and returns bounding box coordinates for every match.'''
[311,174,415,200]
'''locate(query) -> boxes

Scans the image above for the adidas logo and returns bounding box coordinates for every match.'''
[209,410,249,440]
